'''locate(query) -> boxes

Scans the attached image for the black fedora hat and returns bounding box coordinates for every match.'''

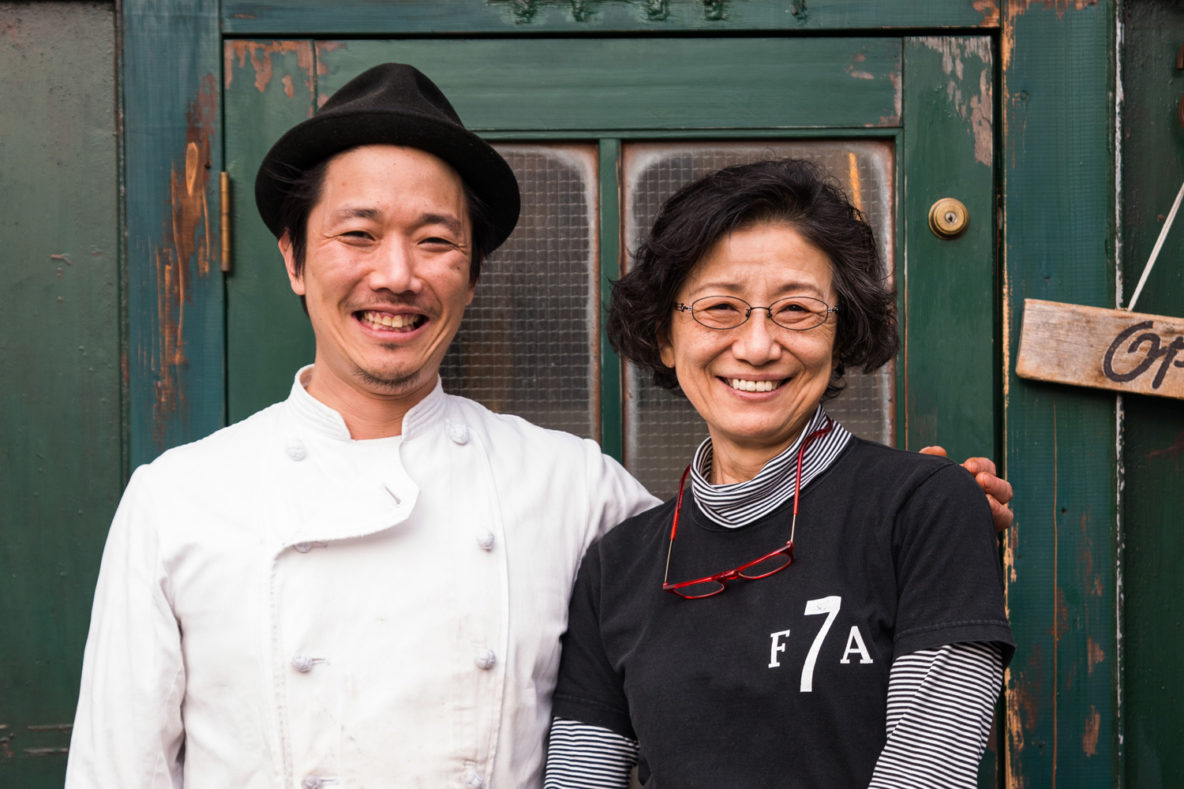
[254,63,520,250]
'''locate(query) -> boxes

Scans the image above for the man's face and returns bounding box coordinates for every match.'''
[281,144,475,413]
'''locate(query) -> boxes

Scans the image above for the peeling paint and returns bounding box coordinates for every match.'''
[918,37,993,166]
[152,73,217,443]
[972,0,1001,26]
[1087,637,1105,674]
[224,40,316,102]
[1148,429,1184,463]
[1083,706,1100,756]
[1053,586,1069,642]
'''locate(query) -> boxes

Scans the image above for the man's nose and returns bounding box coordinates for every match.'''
[367,241,420,293]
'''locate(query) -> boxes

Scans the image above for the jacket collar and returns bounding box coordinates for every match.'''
[286,365,448,441]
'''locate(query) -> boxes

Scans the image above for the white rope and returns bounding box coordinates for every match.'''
[1127,176,1184,312]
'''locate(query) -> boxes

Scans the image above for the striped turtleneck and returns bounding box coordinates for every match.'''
[690,404,851,529]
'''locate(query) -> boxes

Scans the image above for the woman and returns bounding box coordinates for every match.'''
[544,159,1013,788]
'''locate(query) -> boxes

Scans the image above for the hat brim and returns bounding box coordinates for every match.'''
[254,108,520,250]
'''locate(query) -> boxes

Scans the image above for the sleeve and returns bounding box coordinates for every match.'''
[868,642,1005,788]
[550,539,636,739]
[65,466,186,789]
[581,438,659,539]
[544,717,638,789]
[892,463,1014,661]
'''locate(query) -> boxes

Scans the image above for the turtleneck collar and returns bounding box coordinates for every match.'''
[689,404,852,529]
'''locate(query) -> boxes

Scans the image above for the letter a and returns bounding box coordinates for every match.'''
[840,626,874,664]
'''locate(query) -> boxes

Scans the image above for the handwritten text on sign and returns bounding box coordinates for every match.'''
[1016,299,1184,400]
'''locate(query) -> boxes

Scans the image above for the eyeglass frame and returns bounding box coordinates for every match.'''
[661,418,835,600]
[673,294,839,332]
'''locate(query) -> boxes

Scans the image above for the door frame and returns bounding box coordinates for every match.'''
[120,2,1120,786]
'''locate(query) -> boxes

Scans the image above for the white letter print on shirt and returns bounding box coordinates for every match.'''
[768,629,792,668]
[840,626,874,664]
[801,596,841,692]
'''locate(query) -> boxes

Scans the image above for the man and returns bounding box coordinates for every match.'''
[66,63,1012,788]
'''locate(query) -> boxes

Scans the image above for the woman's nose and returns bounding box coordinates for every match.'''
[730,309,783,364]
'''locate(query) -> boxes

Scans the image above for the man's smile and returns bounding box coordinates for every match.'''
[358,309,426,332]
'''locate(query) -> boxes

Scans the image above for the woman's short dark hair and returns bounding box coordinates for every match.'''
[607,158,898,399]
[272,152,499,285]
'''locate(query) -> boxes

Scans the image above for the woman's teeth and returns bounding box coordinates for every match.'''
[729,378,777,393]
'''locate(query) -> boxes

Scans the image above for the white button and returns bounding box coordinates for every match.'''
[476,531,495,551]
[286,440,307,461]
[463,769,484,788]
[474,649,497,670]
[291,655,326,673]
[301,776,336,789]
[448,423,470,445]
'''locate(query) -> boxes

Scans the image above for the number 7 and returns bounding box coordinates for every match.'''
[801,596,841,692]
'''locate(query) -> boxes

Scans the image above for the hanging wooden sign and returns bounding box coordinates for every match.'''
[1016,299,1184,400]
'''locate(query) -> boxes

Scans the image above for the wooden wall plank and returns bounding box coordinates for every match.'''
[1002,1,1120,785]
[1118,1,1184,784]
[124,0,224,467]
[0,2,119,783]
[223,41,318,422]
[315,37,902,132]
[900,35,997,463]
[222,0,1000,36]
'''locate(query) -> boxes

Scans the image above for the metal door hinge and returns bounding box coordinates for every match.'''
[220,171,232,274]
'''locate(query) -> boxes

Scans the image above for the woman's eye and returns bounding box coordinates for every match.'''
[704,301,740,313]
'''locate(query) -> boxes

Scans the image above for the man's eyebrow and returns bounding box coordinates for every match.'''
[420,213,466,235]
[330,206,382,222]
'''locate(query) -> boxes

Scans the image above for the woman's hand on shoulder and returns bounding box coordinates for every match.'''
[919,446,1014,532]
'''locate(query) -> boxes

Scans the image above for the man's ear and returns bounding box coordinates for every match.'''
[279,232,305,296]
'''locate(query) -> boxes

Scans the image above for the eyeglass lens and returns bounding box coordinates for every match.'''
[689,295,831,330]
[670,550,793,598]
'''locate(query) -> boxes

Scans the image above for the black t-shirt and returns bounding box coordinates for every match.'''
[552,438,1014,788]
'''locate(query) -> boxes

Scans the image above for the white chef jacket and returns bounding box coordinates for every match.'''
[66,368,657,789]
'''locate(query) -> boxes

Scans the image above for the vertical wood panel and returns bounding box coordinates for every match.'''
[224,40,318,422]
[124,0,223,466]
[1119,1,1184,785]
[901,36,997,462]
[1003,1,1119,785]
[0,2,119,784]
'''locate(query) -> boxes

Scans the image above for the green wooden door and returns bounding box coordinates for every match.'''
[225,36,998,485]
[225,40,1000,775]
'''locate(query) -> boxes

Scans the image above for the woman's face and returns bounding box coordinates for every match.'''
[659,221,838,480]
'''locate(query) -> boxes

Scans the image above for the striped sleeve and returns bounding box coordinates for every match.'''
[544,717,638,789]
[868,641,1005,788]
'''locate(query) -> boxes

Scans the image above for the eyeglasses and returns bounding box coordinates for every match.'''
[673,295,838,331]
[662,418,834,599]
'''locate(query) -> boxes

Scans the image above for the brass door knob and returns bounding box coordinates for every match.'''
[928,197,969,238]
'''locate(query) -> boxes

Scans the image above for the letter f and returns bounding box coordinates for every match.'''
[768,629,792,668]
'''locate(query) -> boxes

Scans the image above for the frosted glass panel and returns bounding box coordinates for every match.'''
[441,144,599,438]
[622,142,896,498]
